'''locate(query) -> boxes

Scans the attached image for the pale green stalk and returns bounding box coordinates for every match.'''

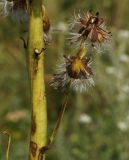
[27,0,47,160]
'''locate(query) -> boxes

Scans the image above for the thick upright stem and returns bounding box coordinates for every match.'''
[27,1,47,160]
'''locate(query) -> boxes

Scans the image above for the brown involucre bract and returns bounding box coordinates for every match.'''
[68,10,112,48]
[42,5,51,46]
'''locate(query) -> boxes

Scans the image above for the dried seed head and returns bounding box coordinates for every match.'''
[13,0,27,11]
[68,10,111,48]
[65,48,93,79]
[0,0,28,22]
[51,46,94,92]
[0,0,13,16]
[11,0,28,22]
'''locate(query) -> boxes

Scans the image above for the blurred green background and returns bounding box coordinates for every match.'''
[0,0,129,159]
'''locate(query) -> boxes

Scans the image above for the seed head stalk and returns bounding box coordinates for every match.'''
[46,92,68,151]
[27,0,47,160]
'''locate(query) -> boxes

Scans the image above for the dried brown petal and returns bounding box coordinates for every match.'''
[43,13,50,34]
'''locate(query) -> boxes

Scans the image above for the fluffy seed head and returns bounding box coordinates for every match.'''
[51,46,94,92]
[68,10,112,48]
[0,0,13,16]
[0,0,28,22]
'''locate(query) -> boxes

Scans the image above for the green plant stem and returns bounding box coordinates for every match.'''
[27,1,47,160]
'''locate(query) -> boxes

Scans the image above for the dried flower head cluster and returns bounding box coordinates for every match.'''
[51,10,111,92]
[0,5,111,92]
[68,10,111,48]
